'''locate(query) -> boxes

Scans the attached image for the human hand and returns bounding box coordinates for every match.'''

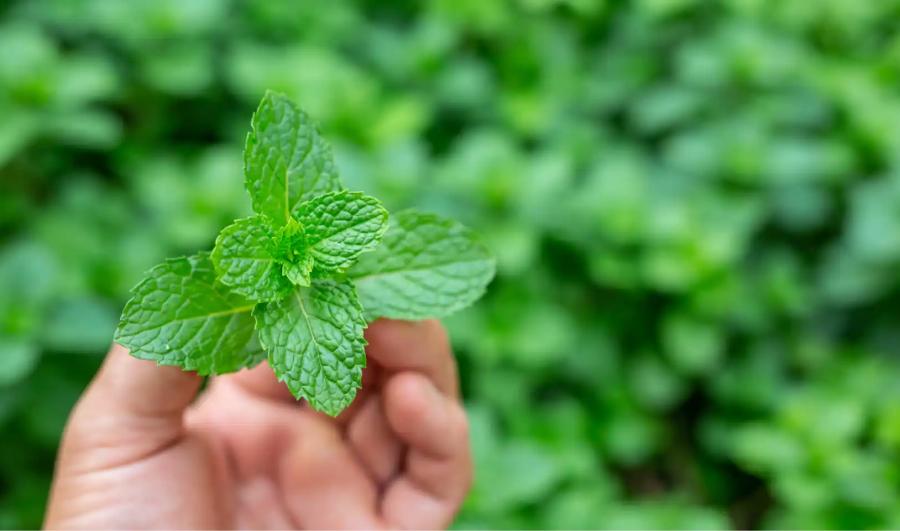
[44,319,472,529]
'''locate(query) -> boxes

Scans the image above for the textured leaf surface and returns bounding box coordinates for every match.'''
[115,253,263,375]
[349,210,496,320]
[272,217,314,286]
[244,91,342,226]
[211,215,292,302]
[254,279,367,415]
[282,258,314,286]
[297,190,388,272]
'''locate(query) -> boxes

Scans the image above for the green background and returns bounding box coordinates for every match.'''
[3,0,900,528]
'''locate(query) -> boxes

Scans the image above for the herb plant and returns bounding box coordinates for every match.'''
[114,91,495,416]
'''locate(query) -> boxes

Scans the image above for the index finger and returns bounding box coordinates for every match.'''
[364,319,457,397]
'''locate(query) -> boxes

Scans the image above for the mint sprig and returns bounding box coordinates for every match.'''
[114,91,495,416]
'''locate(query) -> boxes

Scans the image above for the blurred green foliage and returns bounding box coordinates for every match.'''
[3,0,900,528]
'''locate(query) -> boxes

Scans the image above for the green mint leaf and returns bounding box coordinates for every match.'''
[238,334,269,372]
[296,190,389,273]
[271,217,314,286]
[114,253,263,375]
[253,279,367,416]
[211,215,293,302]
[282,258,314,286]
[244,90,342,226]
[349,210,496,320]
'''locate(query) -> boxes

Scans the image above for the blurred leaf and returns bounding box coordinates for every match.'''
[140,43,213,95]
[663,311,725,375]
[0,337,39,386]
[41,297,118,354]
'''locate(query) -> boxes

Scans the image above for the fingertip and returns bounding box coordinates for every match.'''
[384,372,466,459]
[227,361,295,403]
[384,372,439,428]
[365,319,448,358]
[92,343,202,417]
[416,319,449,344]
[364,319,457,396]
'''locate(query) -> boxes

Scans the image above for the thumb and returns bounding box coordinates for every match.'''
[58,344,202,469]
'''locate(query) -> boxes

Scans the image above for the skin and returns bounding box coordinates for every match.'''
[44,319,472,529]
